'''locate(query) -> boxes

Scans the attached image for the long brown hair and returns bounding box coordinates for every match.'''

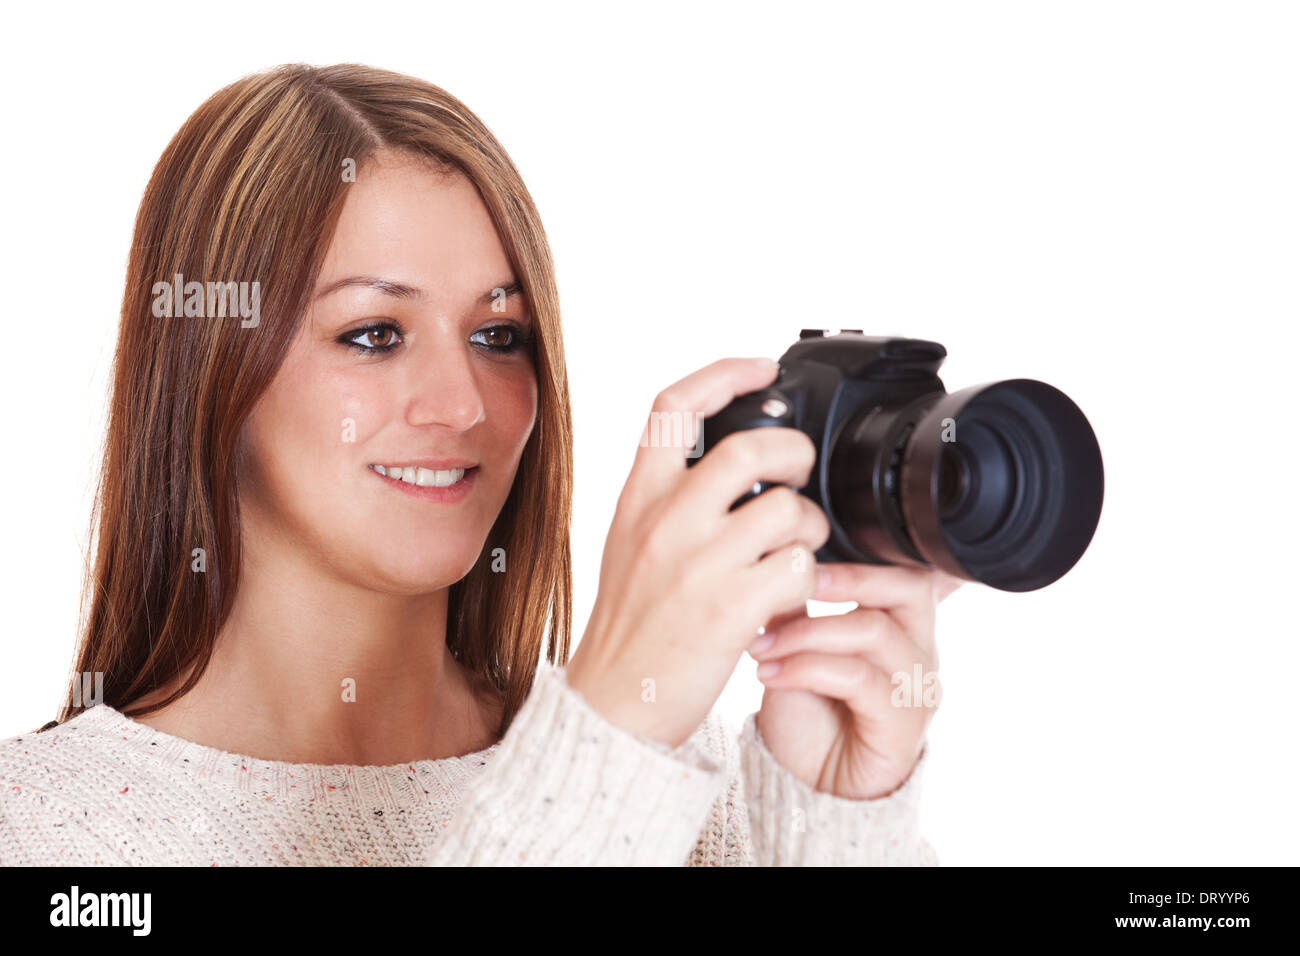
[57,63,572,737]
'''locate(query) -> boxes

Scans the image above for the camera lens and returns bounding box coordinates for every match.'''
[826,374,1102,592]
[899,380,1103,591]
[936,443,971,520]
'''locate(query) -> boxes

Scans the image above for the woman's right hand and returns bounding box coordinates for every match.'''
[565,357,832,749]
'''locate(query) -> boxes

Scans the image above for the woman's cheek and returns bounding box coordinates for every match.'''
[496,368,538,459]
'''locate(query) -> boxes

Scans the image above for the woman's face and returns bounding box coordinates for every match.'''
[239,151,537,594]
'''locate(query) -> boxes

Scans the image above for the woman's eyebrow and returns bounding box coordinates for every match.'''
[313,275,522,304]
[481,279,523,305]
[314,275,423,301]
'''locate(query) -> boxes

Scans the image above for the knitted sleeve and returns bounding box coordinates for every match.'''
[734,714,939,866]
[422,662,728,865]
[423,661,936,866]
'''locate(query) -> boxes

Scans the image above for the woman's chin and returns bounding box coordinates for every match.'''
[359,551,482,596]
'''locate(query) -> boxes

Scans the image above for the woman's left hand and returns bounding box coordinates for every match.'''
[749,560,964,800]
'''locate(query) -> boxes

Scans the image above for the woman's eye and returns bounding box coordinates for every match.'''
[470,324,532,353]
[342,323,403,353]
[339,322,529,355]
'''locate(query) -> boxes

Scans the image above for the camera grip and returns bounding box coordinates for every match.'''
[687,380,797,511]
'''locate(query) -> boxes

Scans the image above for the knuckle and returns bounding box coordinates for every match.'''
[614,474,643,515]
[817,514,832,549]
[802,499,831,545]
[857,607,889,636]
[769,486,804,528]
[652,386,687,414]
[719,433,761,476]
[852,608,894,647]
[790,429,818,469]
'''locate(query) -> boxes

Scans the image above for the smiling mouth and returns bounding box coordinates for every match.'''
[368,464,477,488]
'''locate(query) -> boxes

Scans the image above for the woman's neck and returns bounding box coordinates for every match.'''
[125,543,503,766]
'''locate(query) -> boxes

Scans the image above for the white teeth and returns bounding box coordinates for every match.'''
[417,467,465,487]
[370,464,467,487]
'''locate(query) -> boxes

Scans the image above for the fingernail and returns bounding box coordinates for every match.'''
[749,632,775,655]
[756,660,782,679]
[753,357,778,372]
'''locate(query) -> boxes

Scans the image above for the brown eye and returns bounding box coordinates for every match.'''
[342,322,403,353]
[470,325,528,353]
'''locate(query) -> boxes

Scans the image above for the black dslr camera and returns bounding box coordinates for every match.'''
[686,330,1104,592]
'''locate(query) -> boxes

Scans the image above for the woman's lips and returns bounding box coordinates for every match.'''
[369,464,479,503]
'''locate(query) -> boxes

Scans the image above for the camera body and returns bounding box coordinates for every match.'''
[686,329,1104,592]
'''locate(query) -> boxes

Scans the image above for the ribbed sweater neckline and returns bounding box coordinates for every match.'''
[62,703,502,811]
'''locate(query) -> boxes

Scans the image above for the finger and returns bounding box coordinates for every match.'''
[751,606,929,679]
[815,562,942,651]
[755,651,883,715]
[936,570,965,602]
[754,596,810,642]
[719,486,830,568]
[737,541,820,638]
[760,602,808,635]
[682,427,817,518]
[813,561,934,608]
[759,651,943,719]
[626,357,779,503]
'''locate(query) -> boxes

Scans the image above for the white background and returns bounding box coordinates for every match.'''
[1,1,1296,865]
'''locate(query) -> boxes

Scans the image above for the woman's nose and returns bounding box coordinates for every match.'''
[404,334,486,431]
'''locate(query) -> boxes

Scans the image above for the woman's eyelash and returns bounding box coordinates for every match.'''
[339,321,404,353]
[470,323,534,354]
[337,321,535,355]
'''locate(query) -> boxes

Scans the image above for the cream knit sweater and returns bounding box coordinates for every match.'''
[0,662,936,866]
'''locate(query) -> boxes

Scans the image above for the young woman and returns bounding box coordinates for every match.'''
[0,63,960,866]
